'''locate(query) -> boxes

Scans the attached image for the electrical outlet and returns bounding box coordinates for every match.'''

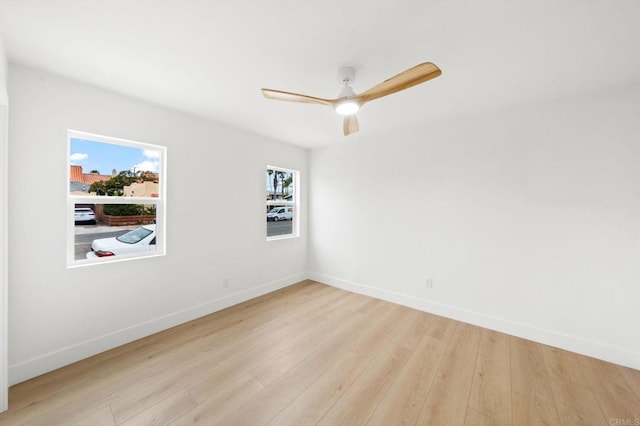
[223,277,231,288]
[424,277,433,288]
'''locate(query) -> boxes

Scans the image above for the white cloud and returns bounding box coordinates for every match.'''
[143,149,161,159]
[70,153,88,162]
[131,160,160,173]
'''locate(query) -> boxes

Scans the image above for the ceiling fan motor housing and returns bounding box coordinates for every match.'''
[335,66,359,115]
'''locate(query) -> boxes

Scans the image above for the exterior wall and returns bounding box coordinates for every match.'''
[123,181,159,197]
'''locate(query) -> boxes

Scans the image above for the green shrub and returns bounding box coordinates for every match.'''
[103,204,143,216]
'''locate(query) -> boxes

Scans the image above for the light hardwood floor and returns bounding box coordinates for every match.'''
[0,280,638,425]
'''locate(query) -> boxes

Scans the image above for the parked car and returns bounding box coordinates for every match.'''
[86,224,156,258]
[266,206,292,221]
[74,207,96,224]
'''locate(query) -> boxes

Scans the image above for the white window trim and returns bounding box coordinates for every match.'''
[266,165,299,241]
[67,130,167,267]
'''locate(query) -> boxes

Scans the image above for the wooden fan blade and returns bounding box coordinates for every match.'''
[355,62,441,105]
[261,88,335,107]
[343,115,359,136]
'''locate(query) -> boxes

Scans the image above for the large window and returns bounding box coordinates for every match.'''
[67,130,166,266]
[266,166,299,240]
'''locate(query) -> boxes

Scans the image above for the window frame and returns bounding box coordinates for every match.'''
[67,130,167,267]
[266,165,299,241]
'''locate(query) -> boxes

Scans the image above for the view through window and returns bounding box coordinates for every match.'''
[266,166,298,239]
[68,130,166,266]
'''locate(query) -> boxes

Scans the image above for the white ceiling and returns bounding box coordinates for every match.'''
[1,0,639,148]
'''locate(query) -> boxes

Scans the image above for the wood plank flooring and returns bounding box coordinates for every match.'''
[0,280,638,425]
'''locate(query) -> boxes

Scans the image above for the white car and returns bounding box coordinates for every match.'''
[87,224,156,258]
[266,206,293,221]
[74,207,96,224]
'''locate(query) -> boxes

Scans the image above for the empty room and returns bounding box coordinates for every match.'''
[0,0,639,424]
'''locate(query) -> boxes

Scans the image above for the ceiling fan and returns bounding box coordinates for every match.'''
[261,62,441,136]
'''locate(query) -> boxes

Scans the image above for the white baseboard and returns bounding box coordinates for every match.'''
[8,272,306,386]
[9,270,638,386]
[308,272,640,371]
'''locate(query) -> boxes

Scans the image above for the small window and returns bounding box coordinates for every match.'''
[266,166,299,240]
[67,130,166,266]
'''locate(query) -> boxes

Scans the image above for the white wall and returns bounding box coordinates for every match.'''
[0,34,9,411]
[309,85,640,370]
[7,64,308,385]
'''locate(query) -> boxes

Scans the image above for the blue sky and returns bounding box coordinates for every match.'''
[70,138,160,175]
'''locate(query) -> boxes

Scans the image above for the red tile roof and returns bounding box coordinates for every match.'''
[70,165,112,186]
[70,165,84,182]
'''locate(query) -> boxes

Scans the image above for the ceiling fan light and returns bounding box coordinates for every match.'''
[335,101,359,115]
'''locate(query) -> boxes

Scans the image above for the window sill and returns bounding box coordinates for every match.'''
[266,234,299,242]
